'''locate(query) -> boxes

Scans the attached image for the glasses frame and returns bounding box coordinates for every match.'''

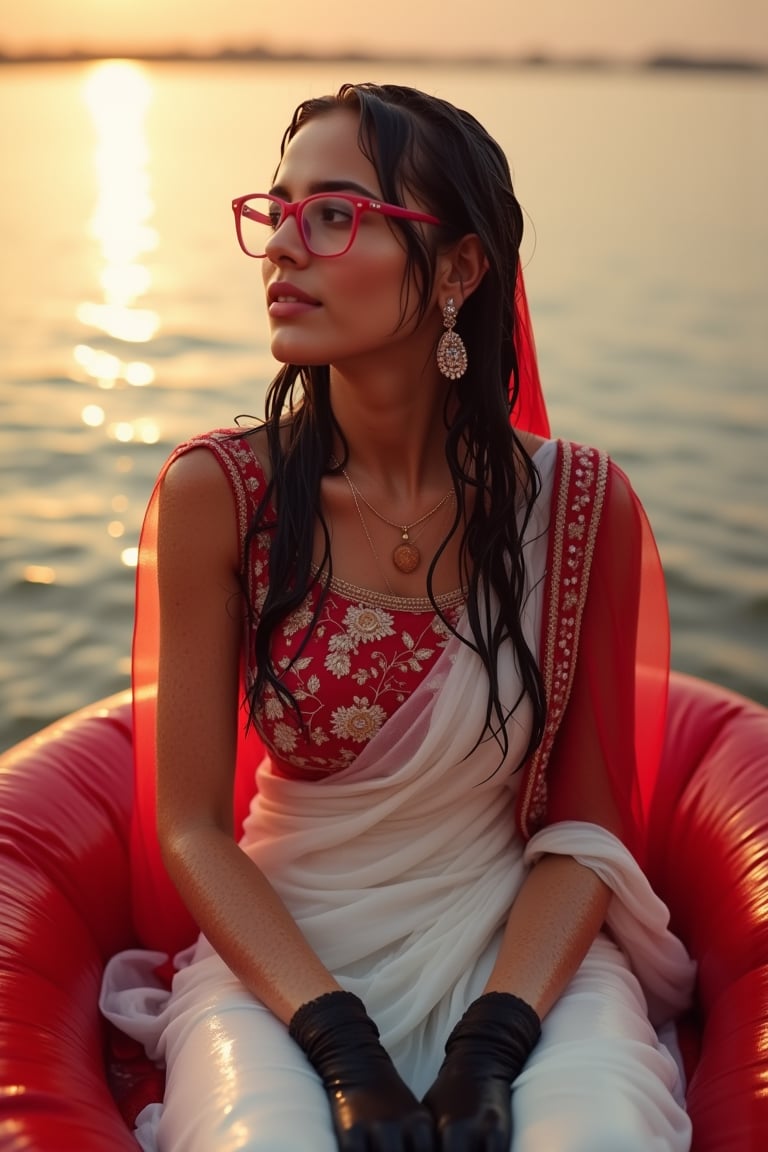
[231,192,443,259]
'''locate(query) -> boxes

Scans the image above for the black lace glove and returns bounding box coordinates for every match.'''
[289,990,435,1152]
[422,992,541,1151]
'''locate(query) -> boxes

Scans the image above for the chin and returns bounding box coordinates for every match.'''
[269,333,340,367]
[270,347,326,369]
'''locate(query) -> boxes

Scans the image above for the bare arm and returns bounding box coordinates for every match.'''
[484,465,642,1017]
[155,448,340,1023]
[482,854,611,1016]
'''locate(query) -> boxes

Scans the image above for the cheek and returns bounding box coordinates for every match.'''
[329,250,411,319]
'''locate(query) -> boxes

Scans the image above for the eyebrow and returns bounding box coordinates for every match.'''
[269,179,380,200]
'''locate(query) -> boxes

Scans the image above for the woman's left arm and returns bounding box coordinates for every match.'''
[486,459,646,1008]
[424,463,646,1145]
[482,851,611,1014]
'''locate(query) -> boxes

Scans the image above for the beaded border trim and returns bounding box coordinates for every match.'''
[310,564,467,614]
[517,440,609,838]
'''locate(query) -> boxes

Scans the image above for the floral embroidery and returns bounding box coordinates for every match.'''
[325,641,352,678]
[263,691,284,721]
[248,585,463,772]
[330,697,388,742]
[250,588,461,772]
[430,616,451,639]
[343,604,395,644]
[282,601,315,637]
[322,604,396,679]
[272,722,298,754]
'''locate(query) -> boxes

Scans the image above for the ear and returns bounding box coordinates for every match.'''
[435,233,489,308]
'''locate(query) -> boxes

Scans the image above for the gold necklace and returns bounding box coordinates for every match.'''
[340,466,454,574]
[340,472,395,594]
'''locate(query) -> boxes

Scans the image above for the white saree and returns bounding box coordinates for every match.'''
[101,441,695,1151]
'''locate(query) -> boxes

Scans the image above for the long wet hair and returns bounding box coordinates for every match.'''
[241,82,546,767]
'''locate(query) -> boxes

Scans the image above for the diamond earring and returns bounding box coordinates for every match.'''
[436,297,468,380]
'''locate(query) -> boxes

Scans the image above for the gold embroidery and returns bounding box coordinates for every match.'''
[518,441,609,837]
[263,593,457,767]
[311,564,467,615]
[330,697,388,743]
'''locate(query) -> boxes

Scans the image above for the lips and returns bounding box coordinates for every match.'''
[267,282,321,306]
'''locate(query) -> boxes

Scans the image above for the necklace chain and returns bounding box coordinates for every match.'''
[332,457,455,577]
[343,472,454,539]
[340,470,396,593]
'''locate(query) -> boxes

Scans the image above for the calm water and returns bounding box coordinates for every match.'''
[1,60,766,751]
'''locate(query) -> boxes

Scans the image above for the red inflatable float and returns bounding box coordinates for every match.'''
[0,671,766,1150]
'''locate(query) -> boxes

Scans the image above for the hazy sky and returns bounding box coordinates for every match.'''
[1,0,766,60]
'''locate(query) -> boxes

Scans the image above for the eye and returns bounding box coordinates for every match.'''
[313,196,355,228]
[324,208,350,224]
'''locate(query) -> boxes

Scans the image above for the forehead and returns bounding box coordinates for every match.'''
[274,108,379,192]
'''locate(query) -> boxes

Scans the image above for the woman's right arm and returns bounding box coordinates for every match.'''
[155,447,341,1024]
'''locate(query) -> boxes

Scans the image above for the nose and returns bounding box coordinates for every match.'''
[263,210,310,265]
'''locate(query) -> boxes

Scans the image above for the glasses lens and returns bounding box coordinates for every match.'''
[238,195,359,257]
[300,196,357,256]
[238,196,282,257]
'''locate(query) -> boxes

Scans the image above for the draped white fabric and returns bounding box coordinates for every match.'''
[100,441,693,1149]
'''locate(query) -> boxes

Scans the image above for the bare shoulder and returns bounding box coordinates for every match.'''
[160,445,233,509]
[158,447,239,570]
[513,430,549,490]
[517,430,548,460]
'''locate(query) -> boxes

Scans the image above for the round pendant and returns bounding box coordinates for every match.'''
[392,543,420,574]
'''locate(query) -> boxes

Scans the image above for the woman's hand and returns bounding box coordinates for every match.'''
[422,993,540,1151]
[290,991,435,1151]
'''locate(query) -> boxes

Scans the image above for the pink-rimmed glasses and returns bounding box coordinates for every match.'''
[231,192,443,259]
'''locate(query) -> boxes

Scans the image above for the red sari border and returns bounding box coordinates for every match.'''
[516,440,609,839]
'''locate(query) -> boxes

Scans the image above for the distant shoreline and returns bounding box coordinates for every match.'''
[0,47,766,74]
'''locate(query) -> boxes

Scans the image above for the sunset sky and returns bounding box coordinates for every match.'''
[2,0,767,60]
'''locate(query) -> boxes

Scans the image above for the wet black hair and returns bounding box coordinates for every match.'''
[241,82,546,768]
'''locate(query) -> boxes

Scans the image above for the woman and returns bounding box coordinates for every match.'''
[102,83,695,1151]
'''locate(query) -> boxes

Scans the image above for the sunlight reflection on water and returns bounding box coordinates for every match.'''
[80,61,159,349]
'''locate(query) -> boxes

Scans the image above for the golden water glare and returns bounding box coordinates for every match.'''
[76,60,162,571]
[79,61,159,353]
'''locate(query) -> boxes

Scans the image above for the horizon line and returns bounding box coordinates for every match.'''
[1,45,766,73]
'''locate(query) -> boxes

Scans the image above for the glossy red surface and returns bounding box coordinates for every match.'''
[0,697,140,1151]
[1,674,766,1149]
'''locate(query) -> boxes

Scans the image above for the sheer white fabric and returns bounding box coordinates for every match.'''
[100,442,694,1150]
